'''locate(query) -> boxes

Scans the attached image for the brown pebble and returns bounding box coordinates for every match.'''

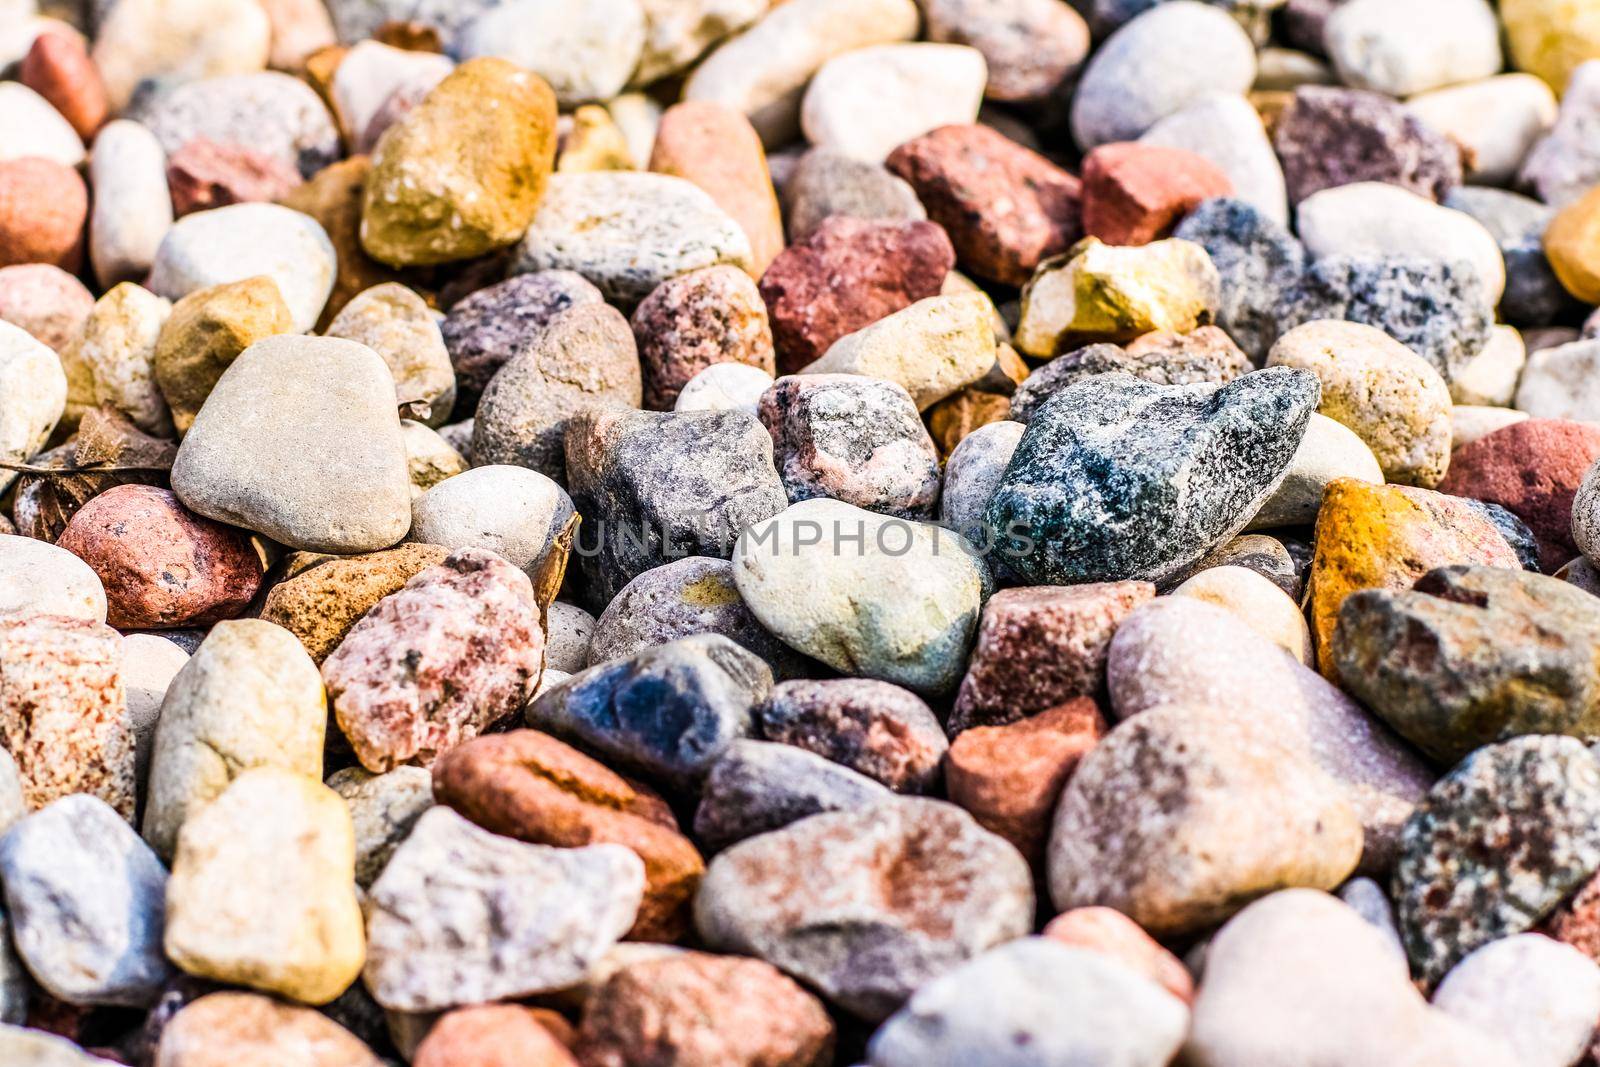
[20,30,108,141]
[259,543,450,662]
[277,155,409,330]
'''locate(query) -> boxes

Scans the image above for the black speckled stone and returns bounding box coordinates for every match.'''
[985,367,1320,586]
[1174,198,1307,363]
[1463,499,1542,572]
[524,633,771,789]
[1393,735,1600,987]
[1011,338,1251,423]
[440,270,604,410]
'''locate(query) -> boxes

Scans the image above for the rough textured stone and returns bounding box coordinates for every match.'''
[1394,736,1600,986]
[1273,85,1462,204]
[757,679,947,794]
[1009,332,1250,422]
[326,765,433,889]
[164,768,364,1005]
[1081,142,1233,247]
[0,616,132,820]
[327,283,455,426]
[363,806,643,1012]
[694,739,892,851]
[259,543,449,664]
[154,991,384,1067]
[695,797,1033,1021]
[0,795,172,1008]
[885,124,1081,287]
[440,271,605,412]
[324,548,543,773]
[361,58,557,267]
[166,139,302,218]
[920,0,1089,102]
[1172,197,1305,362]
[152,275,292,435]
[631,265,774,411]
[71,283,173,438]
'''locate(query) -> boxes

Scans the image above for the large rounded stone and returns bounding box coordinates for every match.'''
[0,534,106,622]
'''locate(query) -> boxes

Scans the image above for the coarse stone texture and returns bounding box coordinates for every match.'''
[757,679,948,794]
[1394,736,1600,987]
[363,806,644,1012]
[1503,0,1600,93]
[153,275,293,435]
[563,407,787,608]
[527,634,769,789]
[170,335,412,553]
[433,729,703,942]
[1041,907,1194,1004]
[694,739,892,851]
[1080,142,1234,247]
[986,368,1317,586]
[141,619,325,860]
[361,58,558,268]
[455,0,644,109]
[325,548,543,773]
[946,698,1104,865]
[0,157,87,273]
[1335,567,1600,765]
[1310,479,1522,679]
[1139,91,1288,226]
[1109,596,1433,873]
[56,486,262,631]
[576,951,833,1067]
[129,71,337,179]
[1273,85,1462,204]
[87,121,172,290]
[867,938,1190,1067]
[695,797,1033,1021]
[90,0,270,113]
[1440,419,1600,570]
[1049,703,1362,936]
[1433,934,1600,1067]
[733,499,989,695]
[0,263,93,354]
[0,616,133,820]
[784,147,926,244]
[1266,320,1452,489]
[73,283,173,438]
[759,374,941,519]
[326,765,433,890]
[154,991,384,1067]
[649,101,783,277]
[544,602,595,674]
[800,43,986,164]
[259,544,449,664]
[1247,412,1383,530]
[1324,0,1501,98]
[949,583,1152,735]
[1172,197,1304,362]
[1009,331,1251,422]
[920,0,1089,103]
[1070,1,1255,150]
[939,419,1024,541]
[759,216,953,374]
[440,271,605,412]
[164,768,364,1005]
[147,202,335,335]
[1012,238,1220,359]
[0,534,106,622]
[515,172,752,306]
[798,292,998,412]
[408,466,574,580]
[886,124,1081,287]
[0,320,66,494]
[327,283,456,426]
[587,556,809,680]
[681,0,920,146]
[165,139,303,217]
[471,303,644,482]
[631,265,774,410]
[0,795,172,1008]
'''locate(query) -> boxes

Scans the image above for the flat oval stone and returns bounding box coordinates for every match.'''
[88,121,172,290]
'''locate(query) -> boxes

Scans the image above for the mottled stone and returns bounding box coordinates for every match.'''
[1394,736,1600,986]
[327,765,433,890]
[259,544,449,664]
[327,283,456,426]
[695,797,1033,1021]
[1009,333,1250,422]
[694,739,891,851]
[325,548,542,772]
[401,420,466,496]
[886,124,1081,287]
[1172,197,1305,362]
[631,265,774,410]
[166,139,302,217]
[921,0,1089,102]
[155,991,384,1067]
[1081,142,1233,247]
[757,679,946,794]
[363,806,643,1012]
[440,271,604,412]
[1273,85,1462,204]
[784,147,925,243]
[71,283,173,438]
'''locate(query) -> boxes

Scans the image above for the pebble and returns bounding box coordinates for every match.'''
[587,556,809,679]
[1520,60,1600,209]
[1324,0,1500,97]
[90,0,270,112]
[153,276,292,434]
[258,0,336,70]
[1272,85,1462,204]
[324,548,544,772]
[1503,0,1600,92]
[155,992,383,1067]
[1070,1,1255,150]
[258,543,448,663]
[1011,331,1251,421]
[20,29,107,141]
[757,678,947,794]
[987,368,1317,585]
[171,335,412,553]
[401,421,467,497]
[649,102,784,277]
[135,72,339,182]
[631,265,774,410]
[1394,736,1600,986]
[0,82,85,167]
[0,616,133,820]
[950,582,1153,734]
[1452,404,1530,450]
[456,0,644,108]
[681,0,920,145]
[1516,339,1600,421]
[326,283,456,425]
[733,499,988,694]
[919,0,1089,102]
[440,271,605,411]
[362,58,557,268]
[885,123,1082,287]
[631,0,768,86]
[514,172,752,305]
[1450,324,1528,407]
[527,633,769,789]
[73,283,173,437]
[416,1003,577,1067]
[1434,934,1600,1067]
[1439,418,1600,569]
[1571,457,1600,568]
[760,217,953,374]
[1041,906,1195,1004]
[433,729,702,942]
[0,157,87,272]
[544,602,595,673]
[1247,412,1384,529]
[1267,320,1453,488]
[695,797,1033,1020]
[0,534,106,622]
[1013,237,1220,358]
[323,0,493,45]
[408,466,573,579]
[0,1025,120,1066]
[362,806,643,1011]
[1139,91,1288,225]
[1172,565,1313,662]
[329,40,451,148]
[939,419,1024,541]
[0,263,93,354]
[801,43,986,163]
[1546,185,1600,307]
[694,738,891,851]
[1170,196,1303,362]
[164,767,365,1005]
[1081,142,1233,247]
[140,619,325,859]
[1050,703,1362,936]
[1409,74,1558,187]
[326,765,433,889]
[0,320,67,490]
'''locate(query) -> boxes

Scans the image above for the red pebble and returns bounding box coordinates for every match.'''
[1044,906,1196,1004]
[166,138,304,217]
[20,30,108,141]
[1081,142,1234,246]
[0,157,87,272]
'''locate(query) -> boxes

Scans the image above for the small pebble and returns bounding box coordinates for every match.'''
[757,678,948,794]
[800,43,986,163]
